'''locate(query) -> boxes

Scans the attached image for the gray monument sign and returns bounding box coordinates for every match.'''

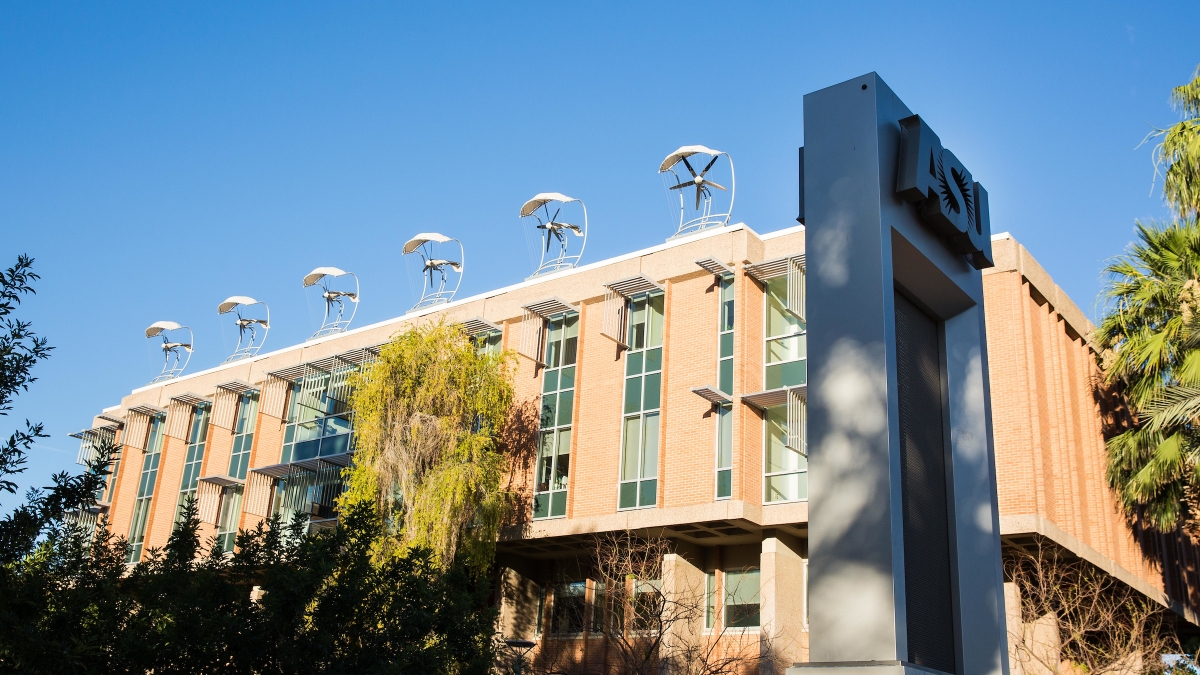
[794,73,1008,675]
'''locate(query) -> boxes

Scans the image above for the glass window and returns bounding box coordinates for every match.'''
[281,364,357,465]
[534,313,577,519]
[765,276,807,389]
[227,393,258,480]
[705,572,717,629]
[271,463,345,525]
[724,568,761,628]
[619,292,663,510]
[174,404,211,526]
[472,329,502,356]
[716,403,733,499]
[718,273,735,394]
[551,581,587,635]
[592,581,606,632]
[215,485,243,553]
[764,405,807,503]
[126,415,165,563]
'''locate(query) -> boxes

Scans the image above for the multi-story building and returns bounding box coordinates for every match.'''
[72,223,1200,670]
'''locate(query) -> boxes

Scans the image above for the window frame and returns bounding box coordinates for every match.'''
[281,368,356,465]
[173,403,211,526]
[762,275,807,391]
[126,415,165,563]
[714,403,733,500]
[762,404,808,504]
[722,567,761,630]
[533,312,578,520]
[227,392,258,480]
[617,291,664,511]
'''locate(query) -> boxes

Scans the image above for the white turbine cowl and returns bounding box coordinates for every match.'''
[403,232,453,254]
[303,267,349,287]
[659,145,723,173]
[218,296,260,314]
[145,321,183,338]
[520,192,577,217]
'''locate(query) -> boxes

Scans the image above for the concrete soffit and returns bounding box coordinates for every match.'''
[1000,513,1200,627]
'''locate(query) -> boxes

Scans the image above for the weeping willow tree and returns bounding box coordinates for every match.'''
[345,320,516,570]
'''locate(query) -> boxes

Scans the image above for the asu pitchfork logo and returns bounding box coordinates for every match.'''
[895,115,994,270]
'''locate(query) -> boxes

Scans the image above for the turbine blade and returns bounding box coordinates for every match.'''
[695,186,702,210]
[668,181,692,190]
[681,156,697,177]
[700,155,719,176]
[702,179,728,191]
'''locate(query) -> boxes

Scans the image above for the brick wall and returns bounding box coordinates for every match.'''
[985,234,1200,618]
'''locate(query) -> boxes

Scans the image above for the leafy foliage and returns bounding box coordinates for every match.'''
[1099,66,1200,531]
[347,320,517,570]
[1098,220,1200,529]
[0,257,498,674]
[1151,65,1200,220]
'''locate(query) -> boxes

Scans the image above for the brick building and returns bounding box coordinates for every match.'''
[71,223,1200,670]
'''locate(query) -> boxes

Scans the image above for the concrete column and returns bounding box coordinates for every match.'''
[661,543,706,668]
[498,563,543,640]
[761,533,808,671]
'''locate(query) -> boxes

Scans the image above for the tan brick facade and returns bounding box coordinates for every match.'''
[985,234,1200,623]
[80,225,1197,670]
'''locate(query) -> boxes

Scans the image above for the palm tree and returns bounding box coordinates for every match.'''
[1152,66,1200,220]
[1099,65,1200,533]
[1097,219,1200,531]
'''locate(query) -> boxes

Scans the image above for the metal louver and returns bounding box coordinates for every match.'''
[123,410,153,451]
[244,471,276,518]
[786,388,806,456]
[601,276,661,347]
[460,317,501,336]
[166,393,208,440]
[260,376,291,419]
[517,298,577,364]
[695,257,733,277]
[70,426,118,465]
[196,480,224,524]
[211,388,240,429]
[600,289,628,347]
[787,257,805,321]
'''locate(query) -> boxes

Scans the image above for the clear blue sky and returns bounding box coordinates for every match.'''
[2,2,1197,508]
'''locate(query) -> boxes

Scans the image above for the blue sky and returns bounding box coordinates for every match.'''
[2,2,1197,507]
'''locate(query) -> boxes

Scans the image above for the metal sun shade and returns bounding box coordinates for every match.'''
[741,385,807,455]
[745,255,806,322]
[517,297,578,364]
[691,385,732,406]
[694,257,733,277]
[459,317,501,336]
[70,425,120,466]
[599,275,662,348]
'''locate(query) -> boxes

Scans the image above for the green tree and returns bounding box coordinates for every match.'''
[1100,65,1200,531]
[346,320,518,570]
[1152,66,1200,220]
[0,259,498,675]
[1098,220,1200,529]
